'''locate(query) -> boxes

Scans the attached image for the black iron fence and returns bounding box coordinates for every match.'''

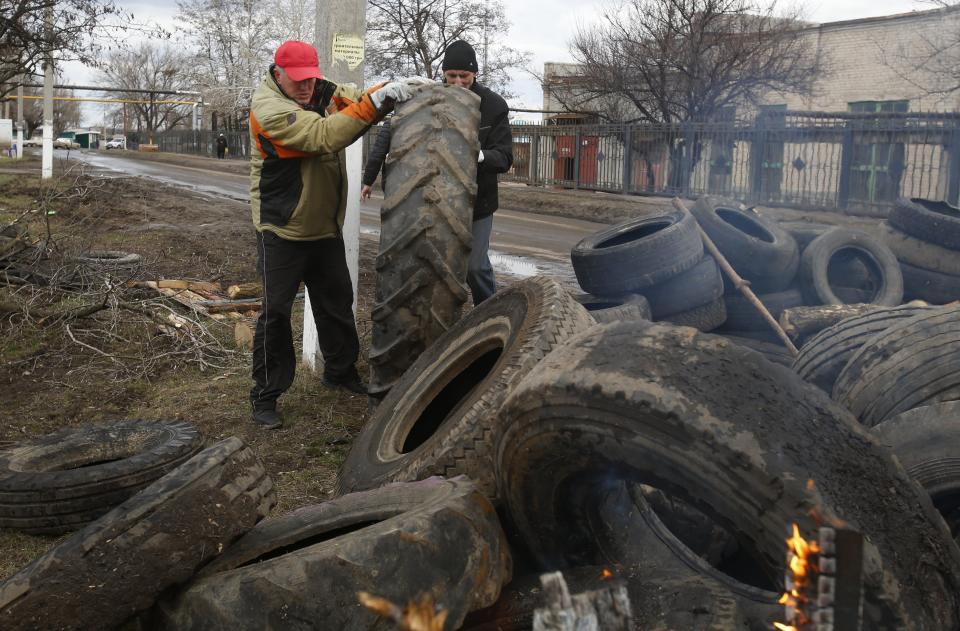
[120,130,251,160]
[505,111,960,215]
[137,110,960,215]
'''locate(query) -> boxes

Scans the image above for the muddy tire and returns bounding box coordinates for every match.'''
[691,196,798,293]
[0,437,275,631]
[799,228,903,306]
[873,402,960,537]
[901,261,960,304]
[71,250,143,269]
[881,221,960,276]
[888,197,960,250]
[833,307,960,427]
[661,295,727,331]
[718,334,795,367]
[496,322,960,630]
[368,84,481,398]
[0,420,203,535]
[571,209,704,296]
[793,305,933,394]
[722,288,804,331]
[338,277,594,500]
[779,221,831,251]
[642,255,725,318]
[148,477,510,631]
[571,292,651,323]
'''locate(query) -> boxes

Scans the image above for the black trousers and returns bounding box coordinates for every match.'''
[250,231,360,410]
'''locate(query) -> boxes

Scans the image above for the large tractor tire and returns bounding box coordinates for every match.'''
[369,84,481,398]
[496,321,960,630]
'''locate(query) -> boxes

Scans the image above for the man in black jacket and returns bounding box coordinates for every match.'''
[360,40,513,304]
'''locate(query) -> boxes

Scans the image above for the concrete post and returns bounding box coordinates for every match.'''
[303,0,367,371]
[42,5,54,179]
[15,80,23,159]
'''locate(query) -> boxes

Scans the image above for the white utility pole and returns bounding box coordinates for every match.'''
[303,0,367,371]
[41,5,54,179]
[15,80,23,159]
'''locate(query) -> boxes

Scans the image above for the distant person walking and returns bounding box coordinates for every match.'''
[247,39,421,429]
[216,133,227,159]
[360,40,513,304]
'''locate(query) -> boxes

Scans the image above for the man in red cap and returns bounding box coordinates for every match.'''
[248,40,422,429]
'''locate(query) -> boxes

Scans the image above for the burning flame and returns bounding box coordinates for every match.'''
[601,568,613,580]
[773,523,820,631]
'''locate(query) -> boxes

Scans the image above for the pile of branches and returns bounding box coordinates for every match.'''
[0,167,237,386]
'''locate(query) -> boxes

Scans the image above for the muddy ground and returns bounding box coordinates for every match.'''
[0,149,876,583]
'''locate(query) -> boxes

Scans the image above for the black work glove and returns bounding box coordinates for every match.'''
[305,79,337,114]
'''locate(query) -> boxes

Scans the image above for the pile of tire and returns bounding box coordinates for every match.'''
[332,264,960,629]
[881,197,960,304]
[570,207,726,331]
[694,196,902,343]
[791,303,960,555]
[568,195,905,349]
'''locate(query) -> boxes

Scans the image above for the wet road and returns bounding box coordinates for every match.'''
[74,151,607,285]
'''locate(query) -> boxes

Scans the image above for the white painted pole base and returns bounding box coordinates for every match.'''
[302,138,362,371]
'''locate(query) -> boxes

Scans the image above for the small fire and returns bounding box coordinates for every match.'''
[774,523,820,631]
[601,568,613,580]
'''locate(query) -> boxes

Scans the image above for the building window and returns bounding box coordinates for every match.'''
[848,100,909,114]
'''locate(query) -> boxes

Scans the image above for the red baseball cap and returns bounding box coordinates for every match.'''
[274,40,323,81]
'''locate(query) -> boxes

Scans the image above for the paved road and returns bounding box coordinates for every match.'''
[74,151,606,284]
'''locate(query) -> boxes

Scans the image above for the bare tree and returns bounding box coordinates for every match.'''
[365,0,529,97]
[267,0,314,41]
[176,0,275,130]
[96,43,194,133]
[558,0,824,124]
[21,86,81,135]
[0,0,158,99]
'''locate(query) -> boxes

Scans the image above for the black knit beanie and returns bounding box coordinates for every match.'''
[442,40,478,73]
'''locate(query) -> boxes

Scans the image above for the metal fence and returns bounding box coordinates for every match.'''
[122,130,251,160]
[504,111,960,215]
[143,110,960,215]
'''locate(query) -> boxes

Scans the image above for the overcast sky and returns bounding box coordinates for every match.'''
[62,0,927,124]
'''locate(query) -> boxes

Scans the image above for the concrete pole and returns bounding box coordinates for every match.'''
[16,80,24,159]
[303,0,367,371]
[41,5,54,179]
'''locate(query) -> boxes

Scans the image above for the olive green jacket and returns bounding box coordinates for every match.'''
[249,75,382,240]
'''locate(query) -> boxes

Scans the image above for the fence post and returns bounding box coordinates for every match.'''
[838,124,855,210]
[681,126,696,197]
[949,129,960,206]
[530,128,540,186]
[574,128,582,190]
[751,117,765,197]
[622,126,633,194]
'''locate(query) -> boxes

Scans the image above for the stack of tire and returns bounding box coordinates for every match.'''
[570,207,727,331]
[323,271,960,629]
[881,197,960,304]
[793,304,960,547]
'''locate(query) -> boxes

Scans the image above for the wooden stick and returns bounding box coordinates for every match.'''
[671,197,799,356]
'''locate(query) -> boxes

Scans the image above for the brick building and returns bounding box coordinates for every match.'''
[527,6,960,211]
